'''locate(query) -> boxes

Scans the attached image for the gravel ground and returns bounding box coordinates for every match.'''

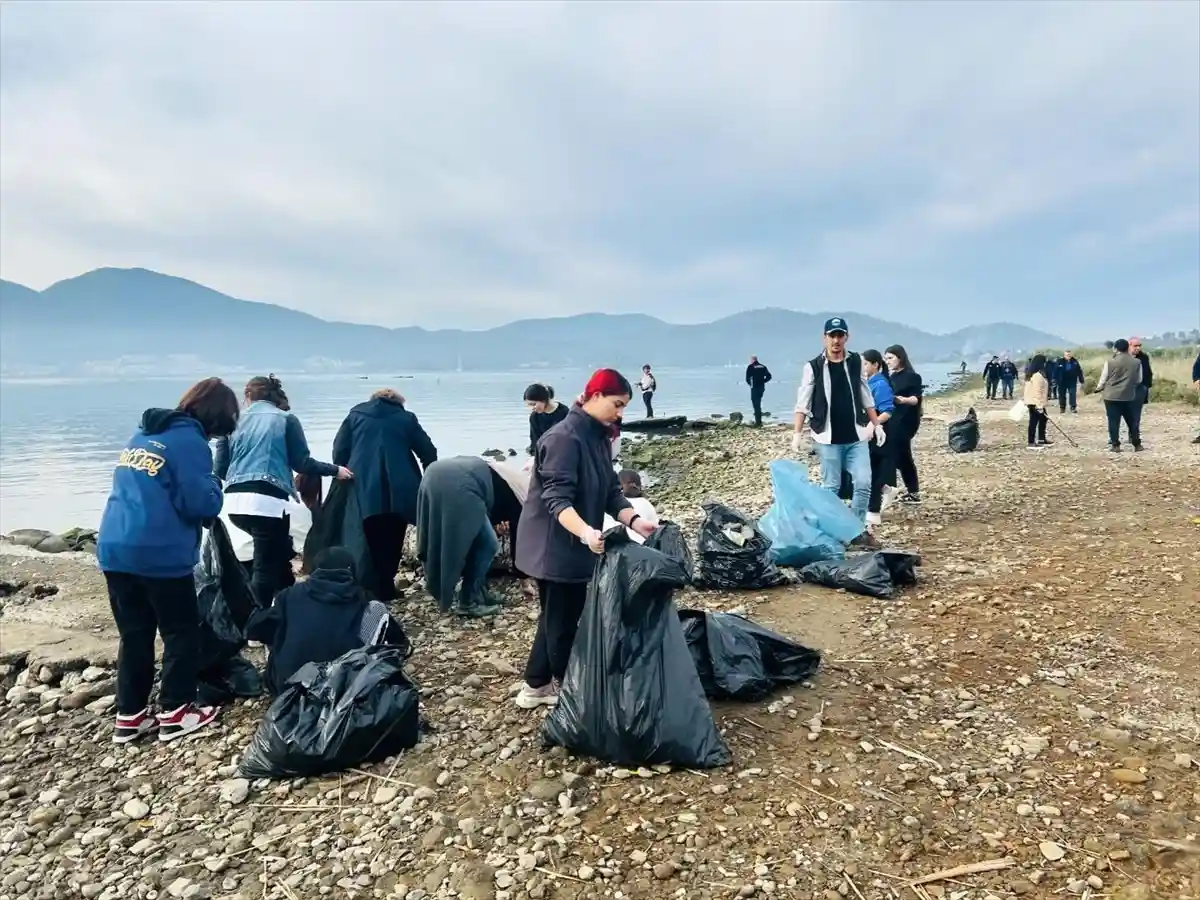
[1,391,1197,900]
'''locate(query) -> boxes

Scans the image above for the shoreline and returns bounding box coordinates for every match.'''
[2,395,1198,900]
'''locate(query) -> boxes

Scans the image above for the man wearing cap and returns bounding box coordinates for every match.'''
[792,317,883,546]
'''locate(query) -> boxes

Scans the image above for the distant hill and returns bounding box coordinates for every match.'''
[0,268,1070,376]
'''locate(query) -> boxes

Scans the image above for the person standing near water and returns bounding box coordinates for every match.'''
[98,377,240,744]
[524,384,568,454]
[637,364,657,418]
[745,355,773,426]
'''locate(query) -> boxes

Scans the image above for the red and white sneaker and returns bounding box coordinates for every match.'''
[156,704,220,742]
[113,708,159,745]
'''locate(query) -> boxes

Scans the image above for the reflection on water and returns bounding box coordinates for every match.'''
[0,366,941,532]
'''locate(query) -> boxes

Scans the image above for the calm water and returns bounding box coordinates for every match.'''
[0,365,944,532]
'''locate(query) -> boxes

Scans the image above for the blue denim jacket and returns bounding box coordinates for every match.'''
[214,401,337,496]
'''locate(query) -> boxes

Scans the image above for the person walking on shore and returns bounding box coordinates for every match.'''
[1129,338,1153,438]
[745,355,773,426]
[999,357,1018,399]
[637,365,657,418]
[983,356,1001,400]
[514,369,657,710]
[332,388,438,602]
[1095,339,1143,452]
[1023,355,1052,448]
[792,317,883,544]
[215,375,352,610]
[98,377,240,744]
[1057,350,1084,413]
[884,345,924,504]
[861,350,894,530]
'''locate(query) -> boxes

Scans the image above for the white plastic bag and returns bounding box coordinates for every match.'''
[1007,401,1026,423]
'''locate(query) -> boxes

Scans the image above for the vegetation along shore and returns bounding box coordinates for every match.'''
[2,379,1198,900]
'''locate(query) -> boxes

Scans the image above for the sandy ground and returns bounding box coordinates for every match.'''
[1,391,1197,900]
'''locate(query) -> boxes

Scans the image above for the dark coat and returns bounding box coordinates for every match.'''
[515,407,631,583]
[416,457,495,613]
[332,397,437,523]
[889,368,924,438]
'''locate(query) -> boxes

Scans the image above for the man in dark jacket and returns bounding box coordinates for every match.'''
[332,389,437,601]
[1128,338,1153,437]
[745,356,773,426]
[246,547,407,695]
[1056,351,1085,413]
[982,356,1001,400]
[999,358,1018,399]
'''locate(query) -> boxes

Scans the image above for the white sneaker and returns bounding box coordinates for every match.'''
[880,486,898,511]
[515,681,559,709]
[865,512,882,527]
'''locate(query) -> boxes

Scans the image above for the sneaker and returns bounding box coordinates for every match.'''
[1037,439,1054,446]
[1027,443,1041,450]
[456,602,501,619]
[849,531,882,549]
[880,486,899,511]
[899,492,922,504]
[157,704,220,742]
[515,681,560,709]
[113,708,159,745]
[865,512,882,527]
[1109,444,1122,453]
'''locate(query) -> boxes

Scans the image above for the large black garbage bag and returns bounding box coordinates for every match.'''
[542,528,731,769]
[694,502,788,590]
[948,408,980,453]
[238,646,420,780]
[194,521,261,701]
[800,550,921,599]
[643,521,694,582]
[303,480,375,593]
[678,611,822,702]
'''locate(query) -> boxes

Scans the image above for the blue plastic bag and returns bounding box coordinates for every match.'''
[758,460,862,566]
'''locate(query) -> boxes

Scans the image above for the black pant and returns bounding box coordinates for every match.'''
[867,438,895,514]
[364,513,408,602]
[1027,405,1048,443]
[524,580,588,689]
[986,378,999,400]
[642,391,654,418]
[750,387,765,426]
[893,433,918,494]
[105,571,200,714]
[1104,399,1141,448]
[229,514,293,609]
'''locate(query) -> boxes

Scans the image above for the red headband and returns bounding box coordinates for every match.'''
[583,368,628,398]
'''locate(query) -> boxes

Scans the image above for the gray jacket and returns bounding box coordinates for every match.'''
[1099,354,1142,403]
[515,407,631,583]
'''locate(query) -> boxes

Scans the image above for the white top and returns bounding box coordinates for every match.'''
[638,374,656,393]
[795,354,877,445]
[603,496,660,544]
[221,491,291,519]
[220,498,313,563]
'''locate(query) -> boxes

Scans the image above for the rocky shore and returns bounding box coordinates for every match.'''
[2,390,1198,900]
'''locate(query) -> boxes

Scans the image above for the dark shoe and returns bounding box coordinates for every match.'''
[1133,445,1144,452]
[849,532,882,549]
[456,601,500,619]
[899,492,921,504]
[1109,444,1122,453]
[1037,439,1054,446]
[1192,434,1200,444]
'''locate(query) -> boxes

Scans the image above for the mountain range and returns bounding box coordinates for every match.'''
[0,268,1069,376]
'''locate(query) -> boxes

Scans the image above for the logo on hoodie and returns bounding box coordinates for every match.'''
[117,447,166,477]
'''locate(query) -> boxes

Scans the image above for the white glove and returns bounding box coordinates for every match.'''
[790,431,804,454]
[580,527,605,554]
[874,427,887,448]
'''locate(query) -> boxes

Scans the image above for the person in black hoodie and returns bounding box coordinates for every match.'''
[332,389,438,602]
[983,357,1001,400]
[745,356,773,426]
[1129,337,1153,437]
[246,546,408,695]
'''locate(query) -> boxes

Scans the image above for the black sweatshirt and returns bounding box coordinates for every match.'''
[528,403,569,454]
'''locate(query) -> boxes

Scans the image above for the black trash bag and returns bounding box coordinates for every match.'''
[643,521,694,583]
[678,610,822,702]
[542,528,731,769]
[694,502,788,590]
[238,646,420,780]
[837,470,855,502]
[303,480,375,593]
[799,550,921,599]
[948,408,980,453]
[194,521,260,699]
[198,655,263,705]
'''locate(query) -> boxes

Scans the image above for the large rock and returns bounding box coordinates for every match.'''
[33,535,71,554]
[5,529,51,548]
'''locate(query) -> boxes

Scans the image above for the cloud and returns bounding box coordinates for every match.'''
[1,1,1197,339]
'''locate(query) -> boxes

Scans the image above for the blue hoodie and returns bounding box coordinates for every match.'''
[97,409,224,579]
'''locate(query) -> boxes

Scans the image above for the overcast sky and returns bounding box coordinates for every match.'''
[1,2,1197,340]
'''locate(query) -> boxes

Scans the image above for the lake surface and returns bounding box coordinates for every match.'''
[0,365,945,532]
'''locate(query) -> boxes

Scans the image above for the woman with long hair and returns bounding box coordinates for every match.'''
[524,383,568,454]
[1023,354,1051,448]
[214,375,351,609]
[98,377,240,744]
[861,350,895,528]
[332,387,438,601]
[883,345,924,504]
[513,369,657,709]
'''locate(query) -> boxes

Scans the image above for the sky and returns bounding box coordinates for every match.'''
[1,2,1198,341]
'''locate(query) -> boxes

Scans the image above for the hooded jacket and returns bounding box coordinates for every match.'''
[246,566,387,694]
[97,409,224,579]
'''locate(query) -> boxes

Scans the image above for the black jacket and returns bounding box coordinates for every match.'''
[889,368,924,438]
[1057,358,1084,385]
[1133,351,1153,389]
[983,361,1001,381]
[515,407,631,583]
[332,396,437,522]
[746,362,772,391]
[246,567,395,694]
[528,402,569,454]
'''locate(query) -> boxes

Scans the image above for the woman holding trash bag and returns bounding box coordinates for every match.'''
[884,345,923,504]
[214,375,352,609]
[331,388,438,602]
[861,350,894,529]
[97,377,240,744]
[514,368,658,709]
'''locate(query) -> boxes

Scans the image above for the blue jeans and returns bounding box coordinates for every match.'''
[814,441,872,524]
[1058,381,1078,412]
[462,521,500,598]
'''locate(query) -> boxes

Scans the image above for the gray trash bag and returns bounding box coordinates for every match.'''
[799,550,921,599]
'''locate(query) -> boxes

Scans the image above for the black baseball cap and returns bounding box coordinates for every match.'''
[823,316,848,335]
